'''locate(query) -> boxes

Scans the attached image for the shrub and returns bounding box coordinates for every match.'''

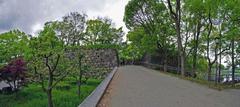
[0,58,27,91]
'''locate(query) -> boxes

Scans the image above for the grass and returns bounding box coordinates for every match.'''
[0,78,101,107]
[183,76,240,90]
[150,67,240,90]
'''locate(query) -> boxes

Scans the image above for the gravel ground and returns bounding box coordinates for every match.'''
[98,65,240,107]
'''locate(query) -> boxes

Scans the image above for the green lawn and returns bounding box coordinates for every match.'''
[0,78,101,107]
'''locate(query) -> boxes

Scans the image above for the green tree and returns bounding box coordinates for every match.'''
[28,23,74,107]
[0,30,30,64]
[166,0,186,76]
[56,12,87,46]
[124,0,175,71]
[85,17,124,45]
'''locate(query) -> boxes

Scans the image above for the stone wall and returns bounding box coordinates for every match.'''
[82,49,118,69]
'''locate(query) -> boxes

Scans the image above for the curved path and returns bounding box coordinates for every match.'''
[98,65,240,107]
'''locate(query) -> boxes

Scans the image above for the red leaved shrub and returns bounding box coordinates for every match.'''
[0,58,27,91]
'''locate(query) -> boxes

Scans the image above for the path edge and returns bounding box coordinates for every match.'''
[78,67,118,107]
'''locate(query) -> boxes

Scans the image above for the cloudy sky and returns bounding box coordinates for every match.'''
[0,0,129,35]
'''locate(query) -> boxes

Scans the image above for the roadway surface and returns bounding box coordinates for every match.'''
[98,65,240,107]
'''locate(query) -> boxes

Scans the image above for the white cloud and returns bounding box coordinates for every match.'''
[87,0,129,40]
[0,0,129,35]
[31,23,43,36]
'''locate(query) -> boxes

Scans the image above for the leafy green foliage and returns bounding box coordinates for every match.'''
[123,0,240,81]
[123,0,176,66]
[56,12,87,46]
[27,23,77,107]
[82,44,120,50]
[85,18,124,45]
[0,30,30,65]
[0,11,123,107]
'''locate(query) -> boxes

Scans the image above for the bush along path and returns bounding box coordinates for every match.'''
[98,65,240,107]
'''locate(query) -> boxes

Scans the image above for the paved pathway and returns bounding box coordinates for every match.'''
[98,65,240,107]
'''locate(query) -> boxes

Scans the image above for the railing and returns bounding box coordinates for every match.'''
[141,62,240,83]
[141,62,179,73]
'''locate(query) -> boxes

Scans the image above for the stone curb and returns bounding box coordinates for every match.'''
[78,67,118,107]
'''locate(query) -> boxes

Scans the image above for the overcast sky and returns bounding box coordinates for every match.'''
[0,0,129,35]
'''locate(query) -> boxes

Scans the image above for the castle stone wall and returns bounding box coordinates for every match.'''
[82,49,118,69]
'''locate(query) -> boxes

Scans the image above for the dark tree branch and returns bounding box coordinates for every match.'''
[52,71,69,88]
[52,54,60,73]
[167,0,176,19]
[45,55,52,72]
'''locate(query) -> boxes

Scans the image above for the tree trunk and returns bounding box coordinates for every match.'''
[231,39,235,85]
[206,11,213,81]
[163,58,167,72]
[78,56,82,98]
[13,80,18,99]
[166,0,184,75]
[208,65,212,81]
[47,76,53,107]
[163,50,168,72]
[218,58,221,83]
[207,43,217,82]
[215,62,218,84]
[176,15,184,76]
[218,39,222,83]
[192,22,201,77]
[115,49,120,67]
[176,0,184,76]
[47,64,54,107]
[180,55,185,76]
[192,50,197,76]
[78,73,83,98]
[177,53,181,74]
[47,89,53,107]
[215,44,218,84]
[13,80,17,91]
